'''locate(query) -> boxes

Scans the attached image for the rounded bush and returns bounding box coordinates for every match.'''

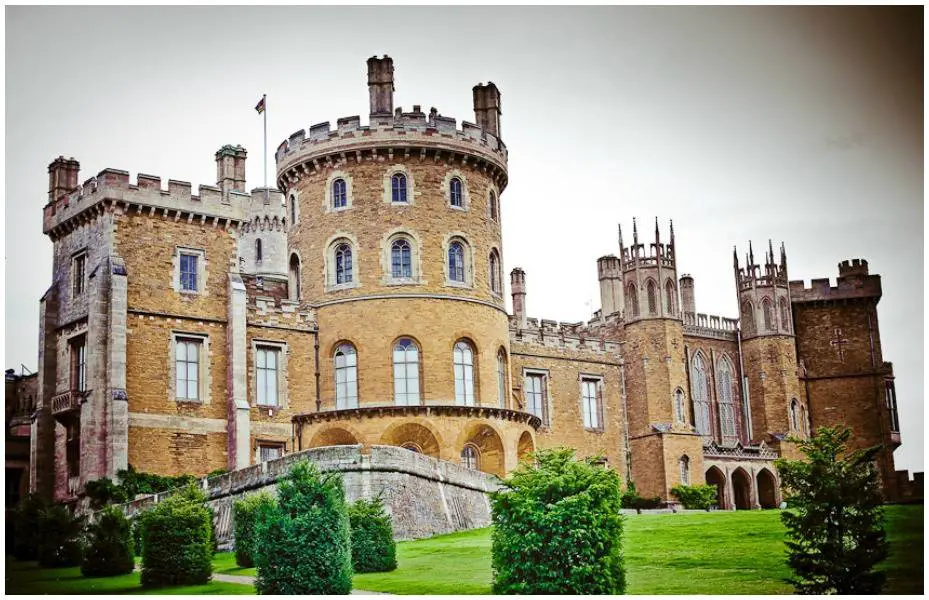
[254,460,353,594]
[233,491,276,568]
[490,447,626,595]
[81,505,135,577]
[37,503,84,568]
[348,497,397,573]
[139,484,213,588]
[671,484,718,510]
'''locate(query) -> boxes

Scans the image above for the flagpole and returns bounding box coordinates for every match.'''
[262,93,268,203]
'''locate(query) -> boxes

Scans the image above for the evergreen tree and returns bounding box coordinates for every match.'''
[775,426,889,594]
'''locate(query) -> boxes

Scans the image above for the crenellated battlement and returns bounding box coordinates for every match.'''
[619,218,675,271]
[734,240,789,290]
[789,270,882,303]
[682,311,739,340]
[274,109,508,193]
[43,167,262,240]
[508,315,622,355]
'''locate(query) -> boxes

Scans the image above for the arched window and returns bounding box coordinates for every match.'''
[449,177,463,207]
[391,173,407,203]
[334,343,358,409]
[646,280,658,314]
[489,190,498,221]
[448,242,465,283]
[393,338,420,406]
[489,250,501,294]
[790,399,799,431]
[391,239,412,279]
[335,243,353,284]
[741,300,754,336]
[496,348,507,408]
[461,444,479,470]
[780,297,791,333]
[665,280,676,315]
[674,388,685,422]
[627,283,639,317]
[290,195,297,224]
[762,299,774,331]
[691,352,711,440]
[255,239,263,263]
[453,340,475,406]
[288,253,301,300]
[679,455,690,485]
[332,178,347,208]
[717,357,737,444]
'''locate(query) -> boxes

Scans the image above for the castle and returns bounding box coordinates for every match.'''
[24,55,910,510]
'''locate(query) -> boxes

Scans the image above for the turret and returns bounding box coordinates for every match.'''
[473,82,501,138]
[367,55,395,117]
[679,274,695,316]
[47,156,80,204]
[734,240,792,338]
[510,267,526,329]
[597,255,622,317]
[619,218,679,320]
[215,145,247,197]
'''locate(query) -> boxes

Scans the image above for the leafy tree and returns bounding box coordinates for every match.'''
[81,505,135,577]
[775,426,889,594]
[37,503,84,568]
[490,447,625,594]
[233,491,277,568]
[84,477,129,509]
[671,484,718,510]
[139,484,213,588]
[254,460,353,594]
[348,497,397,573]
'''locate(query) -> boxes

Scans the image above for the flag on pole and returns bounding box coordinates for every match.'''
[255,96,266,114]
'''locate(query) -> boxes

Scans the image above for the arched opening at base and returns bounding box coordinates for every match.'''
[705,466,727,509]
[309,427,358,448]
[732,468,752,510]
[459,423,505,477]
[757,468,778,509]
[517,431,535,464]
[380,422,441,458]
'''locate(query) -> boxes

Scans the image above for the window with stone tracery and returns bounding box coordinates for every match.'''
[716,357,737,444]
[627,283,639,317]
[647,280,658,314]
[665,280,676,315]
[674,387,686,423]
[691,352,711,441]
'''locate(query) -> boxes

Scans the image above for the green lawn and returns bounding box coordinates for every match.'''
[7,504,922,595]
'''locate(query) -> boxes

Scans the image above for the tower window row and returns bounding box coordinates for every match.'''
[625,278,678,318]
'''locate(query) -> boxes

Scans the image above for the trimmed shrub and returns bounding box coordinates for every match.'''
[130,515,144,556]
[84,477,129,509]
[619,481,661,511]
[81,505,135,577]
[490,447,625,594]
[348,497,397,573]
[139,484,213,588]
[233,491,276,568]
[671,484,718,510]
[254,460,353,594]
[12,493,47,561]
[37,503,84,568]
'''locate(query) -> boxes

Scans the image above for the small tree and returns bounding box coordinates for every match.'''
[671,484,718,510]
[81,505,135,577]
[348,497,397,573]
[775,426,889,595]
[233,491,276,567]
[37,503,84,568]
[12,493,47,561]
[84,477,129,509]
[254,460,353,595]
[490,447,625,594]
[139,484,213,588]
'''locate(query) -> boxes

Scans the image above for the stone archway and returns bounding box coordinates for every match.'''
[732,468,752,510]
[757,468,778,509]
[705,466,727,509]
[380,422,441,458]
[309,427,358,448]
[458,423,506,477]
[516,431,535,464]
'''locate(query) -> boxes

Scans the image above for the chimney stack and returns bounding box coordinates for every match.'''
[597,255,623,317]
[215,145,247,196]
[679,274,695,316]
[367,55,395,117]
[47,156,80,204]
[510,267,527,329]
[473,82,502,138]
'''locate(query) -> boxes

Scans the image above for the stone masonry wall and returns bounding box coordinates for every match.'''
[119,445,499,548]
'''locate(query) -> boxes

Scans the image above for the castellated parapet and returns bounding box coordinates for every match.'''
[508,315,621,355]
[788,259,882,303]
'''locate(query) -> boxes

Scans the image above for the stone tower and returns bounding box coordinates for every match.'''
[620,218,703,501]
[734,241,805,458]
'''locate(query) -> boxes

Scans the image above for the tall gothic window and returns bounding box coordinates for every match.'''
[391,173,408,203]
[779,297,791,333]
[496,349,507,408]
[647,280,658,314]
[393,338,420,406]
[790,399,799,431]
[449,177,463,207]
[674,388,685,423]
[334,343,358,409]
[627,283,639,317]
[762,298,774,331]
[335,243,353,284]
[448,242,465,283]
[391,239,412,279]
[453,340,475,406]
[679,455,690,485]
[665,280,676,315]
[885,380,900,433]
[691,352,711,440]
[717,357,737,444]
[489,250,501,294]
[332,178,347,208]
[489,190,498,221]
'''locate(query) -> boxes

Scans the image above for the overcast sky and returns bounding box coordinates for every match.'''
[5,6,923,472]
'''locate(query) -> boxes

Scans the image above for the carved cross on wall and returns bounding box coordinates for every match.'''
[830,327,849,362]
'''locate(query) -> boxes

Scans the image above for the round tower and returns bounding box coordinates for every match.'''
[277,56,536,476]
[734,240,805,452]
[239,188,287,278]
